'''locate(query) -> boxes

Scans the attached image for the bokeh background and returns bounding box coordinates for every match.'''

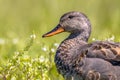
[0,0,120,79]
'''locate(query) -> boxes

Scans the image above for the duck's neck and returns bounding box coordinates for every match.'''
[56,30,91,56]
[66,30,90,42]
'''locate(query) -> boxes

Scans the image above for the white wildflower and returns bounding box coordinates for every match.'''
[92,38,96,41]
[0,38,5,45]
[51,48,55,52]
[30,34,36,39]
[15,51,20,55]
[42,47,47,51]
[12,38,19,44]
[27,63,32,67]
[54,43,59,47]
[32,58,38,62]
[39,56,45,62]
[107,35,115,41]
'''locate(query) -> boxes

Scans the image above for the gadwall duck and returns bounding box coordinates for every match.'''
[42,11,120,80]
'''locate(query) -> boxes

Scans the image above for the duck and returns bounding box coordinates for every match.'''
[42,11,120,80]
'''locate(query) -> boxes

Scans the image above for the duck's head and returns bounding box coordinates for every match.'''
[42,11,91,38]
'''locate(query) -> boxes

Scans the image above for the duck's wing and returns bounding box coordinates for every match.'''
[81,41,120,65]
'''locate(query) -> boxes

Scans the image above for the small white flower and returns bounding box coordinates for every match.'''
[92,38,96,41]
[54,43,59,47]
[42,47,47,52]
[39,56,45,62]
[51,48,55,52]
[27,63,32,67]
[30,34,36,39]
[14,51,20,56]
[32,58,38,62]
[109,35,115,41]
[0,38,5,45]
[12,38,19,44]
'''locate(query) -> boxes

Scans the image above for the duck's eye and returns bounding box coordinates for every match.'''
[68,16,74,19]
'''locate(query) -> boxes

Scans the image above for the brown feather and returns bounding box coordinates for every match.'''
[82,41,120,65]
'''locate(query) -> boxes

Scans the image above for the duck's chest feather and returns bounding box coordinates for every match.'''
[54,39,87,75]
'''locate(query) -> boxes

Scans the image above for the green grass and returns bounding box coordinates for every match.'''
[0,34,63,80]
[0,0,120,80]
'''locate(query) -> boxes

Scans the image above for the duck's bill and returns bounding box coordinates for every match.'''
[42,24,64,38]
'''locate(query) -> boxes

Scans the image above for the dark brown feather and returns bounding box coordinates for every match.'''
[80,41,120,65]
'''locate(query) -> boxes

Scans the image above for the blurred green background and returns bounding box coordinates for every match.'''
[0,0,120,79]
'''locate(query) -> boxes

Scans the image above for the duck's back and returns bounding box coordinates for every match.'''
[80,41,120,65]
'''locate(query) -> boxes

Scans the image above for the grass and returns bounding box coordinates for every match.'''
[0,34,63,80]
[0,0,120,80]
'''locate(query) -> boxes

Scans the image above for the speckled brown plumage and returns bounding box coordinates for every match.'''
[77,41,120,65]
[42,11,120,80]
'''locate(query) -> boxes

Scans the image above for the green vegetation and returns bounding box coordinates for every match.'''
[0,35,63,80]
[0,0,120,80]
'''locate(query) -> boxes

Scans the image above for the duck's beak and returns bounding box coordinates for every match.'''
[42,24,65,38]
